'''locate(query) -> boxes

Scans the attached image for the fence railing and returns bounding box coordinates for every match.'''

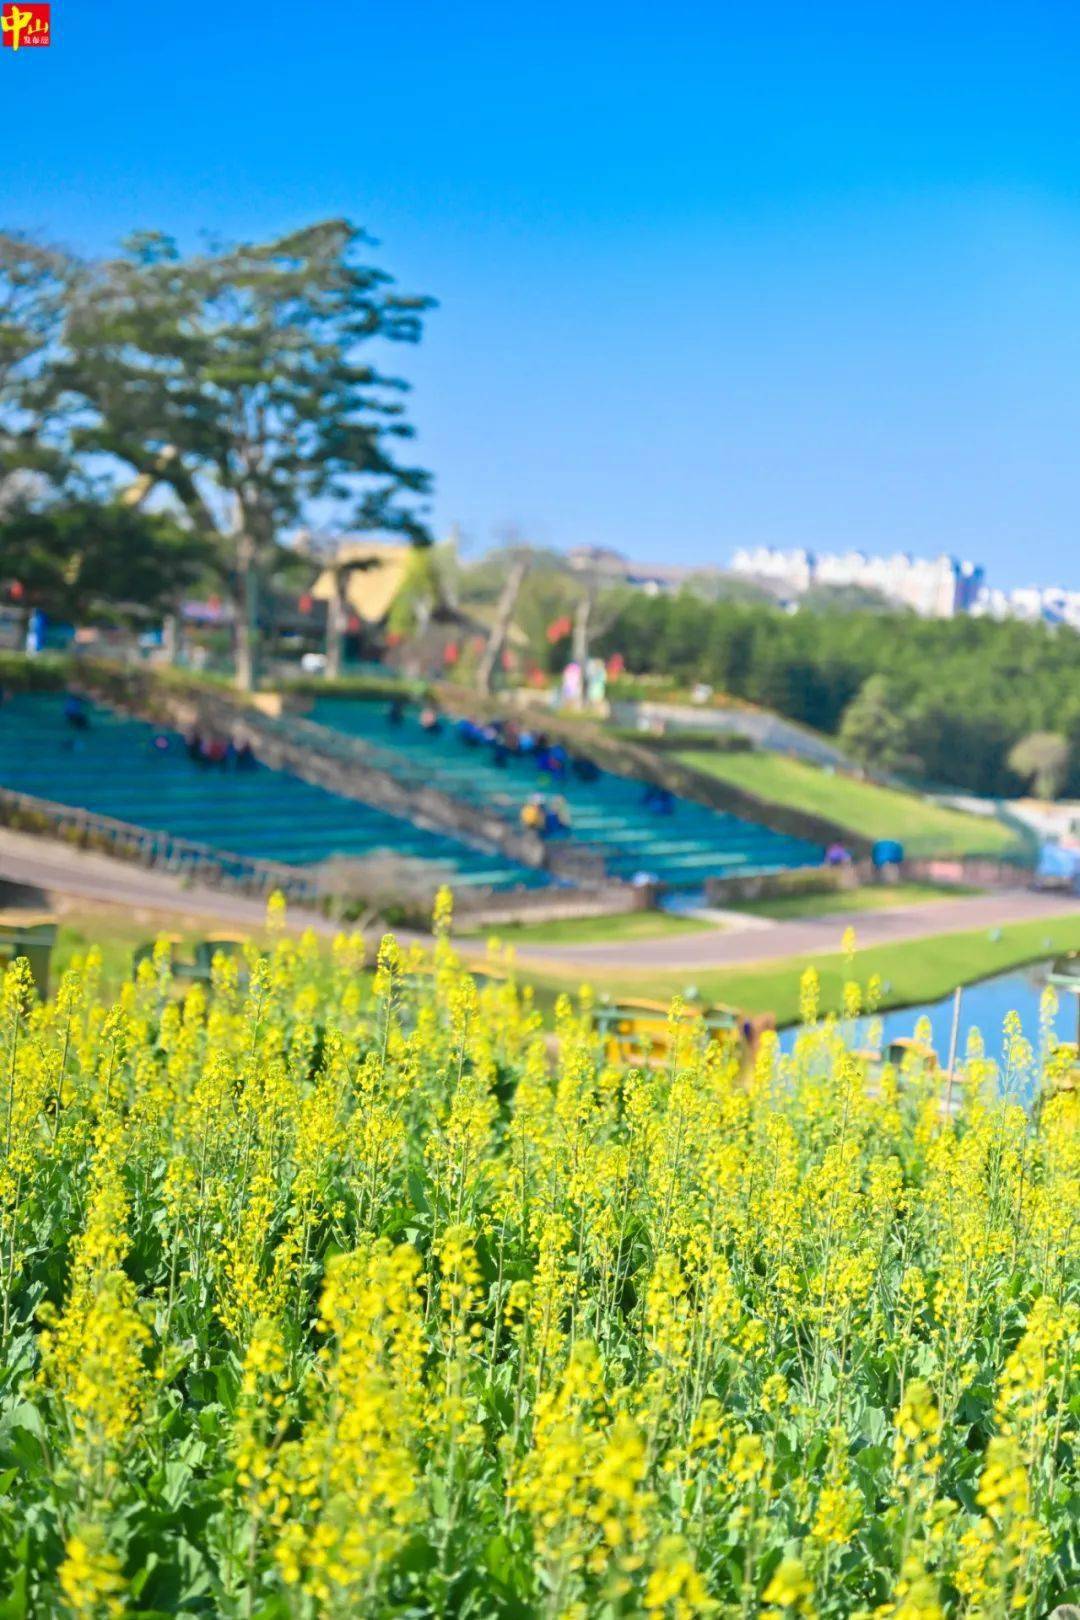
[266,710,616,880]
[0,787,658,933]
[0,786,326,906]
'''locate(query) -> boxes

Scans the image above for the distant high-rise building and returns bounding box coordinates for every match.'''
[729,546,815,595]
[971,581,1080,630]
[729,546,984,618]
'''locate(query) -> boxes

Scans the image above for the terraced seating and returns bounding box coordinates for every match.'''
[0,694,542,892]
[311,698,823,889]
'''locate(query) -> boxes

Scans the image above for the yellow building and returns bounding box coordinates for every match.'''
[310,540,413,626]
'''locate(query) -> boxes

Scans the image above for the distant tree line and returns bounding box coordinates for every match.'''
[597,592,1080,799]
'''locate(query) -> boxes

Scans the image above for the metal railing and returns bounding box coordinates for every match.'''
[0,786,326,905]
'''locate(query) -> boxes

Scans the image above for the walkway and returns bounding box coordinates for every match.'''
[517,890,1080,973]
[3,827,1077,981]
[609,698,850,768]
[0,825,340,933]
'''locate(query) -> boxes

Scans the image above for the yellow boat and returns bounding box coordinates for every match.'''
[880,1036,942,1072]
[593,995,772,1066]
[853,1035,969,1114]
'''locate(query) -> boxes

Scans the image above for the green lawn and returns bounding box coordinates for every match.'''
[465,909,713,948]
[50,911,207,994]
[676,749,1023,857]
[727,881,970,921]
[522,912,1080,1025]
[37,902,1080,1034]
[47,908,367,1000]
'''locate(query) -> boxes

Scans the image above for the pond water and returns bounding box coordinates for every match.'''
[779,960,1080,1078]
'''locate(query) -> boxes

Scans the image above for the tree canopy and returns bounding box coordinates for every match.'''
[0,221,434,686]
[0,499,209,624]
[1006,732,1071,802]
[837,675,915,775]
[0,230,73,488]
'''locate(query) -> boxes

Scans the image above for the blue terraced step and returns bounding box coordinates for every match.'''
[309,696,824,891]
[0,693,544,894]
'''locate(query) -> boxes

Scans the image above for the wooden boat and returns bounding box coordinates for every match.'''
[851,1035,968,1115]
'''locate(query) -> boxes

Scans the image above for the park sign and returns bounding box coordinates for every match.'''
[1,2,49,48]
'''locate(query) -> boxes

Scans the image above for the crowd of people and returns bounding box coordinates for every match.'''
[45,687,682,833]
[385,699,683,842]
[178,730,258,770]
[55,691,259,772]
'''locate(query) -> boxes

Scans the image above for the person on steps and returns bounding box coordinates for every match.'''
[63,693,90,731]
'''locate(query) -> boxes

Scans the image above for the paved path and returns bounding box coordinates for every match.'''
[3,827,1078,979]
[517,891,1080,974]
[611,699,851,768]
[0,826,341,934]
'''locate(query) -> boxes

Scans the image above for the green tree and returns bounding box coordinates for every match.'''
[1007,731,1071,801]
[51,221,434,689]
[594,591,1080,798]
[0,231,75,488]
[0,498,209,625]
[386,543,449,640]
[837,674,916,775]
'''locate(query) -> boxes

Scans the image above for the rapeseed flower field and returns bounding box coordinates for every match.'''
[0,892,1076,1618]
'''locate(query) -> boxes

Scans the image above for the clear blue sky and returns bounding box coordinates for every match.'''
[5,0,1080,587]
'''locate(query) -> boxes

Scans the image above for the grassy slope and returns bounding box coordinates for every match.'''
[676,749,1022,857]
[726,882,970,921]
[521,912,1080,1025]
[50,912,202,994]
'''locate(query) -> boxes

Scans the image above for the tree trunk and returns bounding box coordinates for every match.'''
[572,586,594,673]
[234,536,259,692]
[325,571,347,680]
[161,612,179,665]
[477,558,528,695]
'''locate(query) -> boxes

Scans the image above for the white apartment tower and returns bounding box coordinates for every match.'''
[729,547,984,618]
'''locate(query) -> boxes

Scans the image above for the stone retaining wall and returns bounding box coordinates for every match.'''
[704,864,859,907]
[705,854,1033,907]
[453,881,657,929]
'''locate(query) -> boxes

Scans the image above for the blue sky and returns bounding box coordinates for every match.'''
[5,0,1080,587]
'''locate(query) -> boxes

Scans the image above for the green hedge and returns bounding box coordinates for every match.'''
[0,652,72,692]
[280,673,430,702]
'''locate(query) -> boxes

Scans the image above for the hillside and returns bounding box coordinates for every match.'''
[675,747,1024,858]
